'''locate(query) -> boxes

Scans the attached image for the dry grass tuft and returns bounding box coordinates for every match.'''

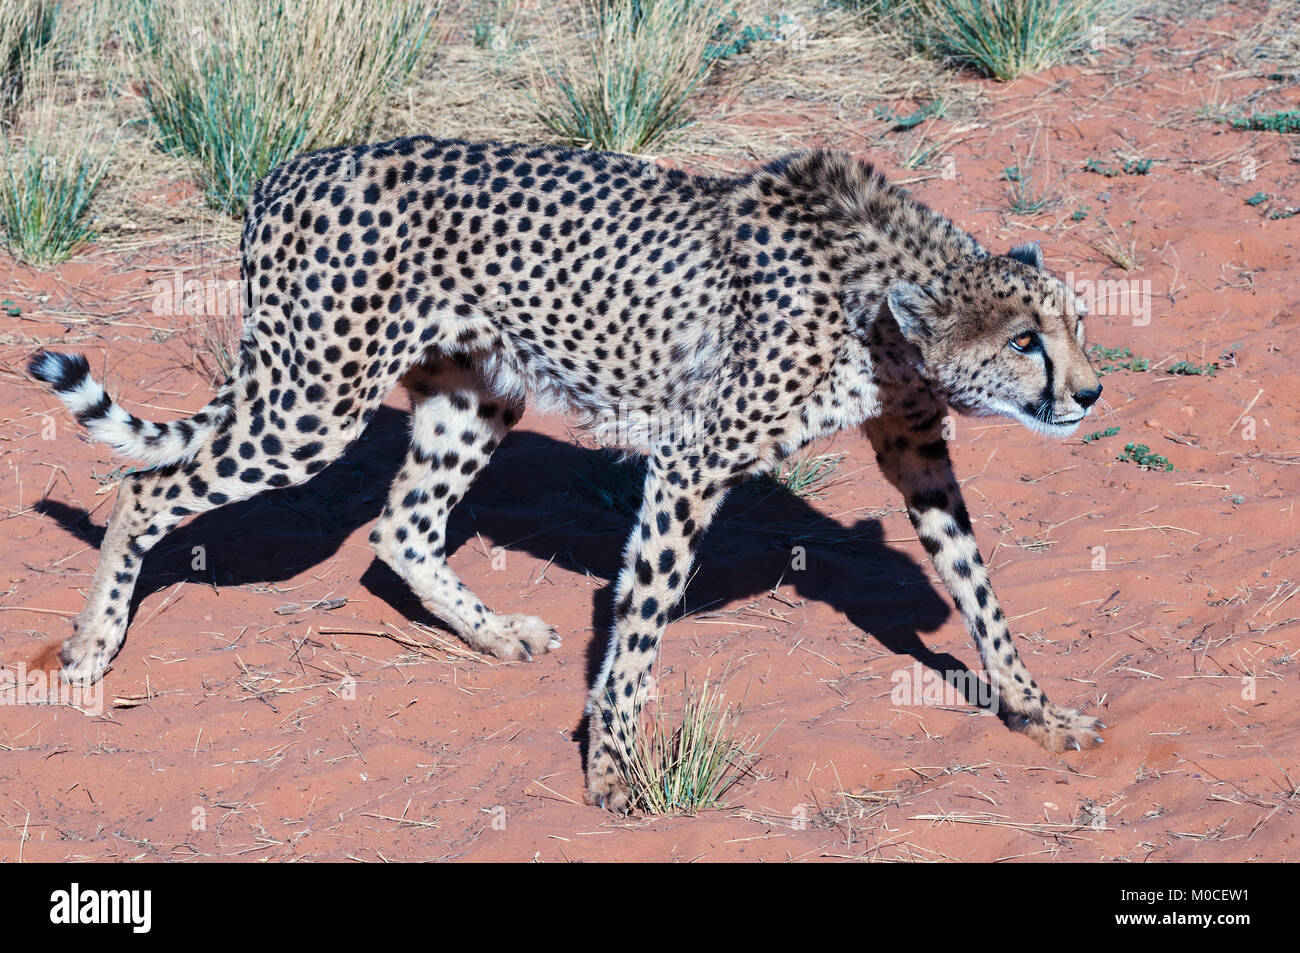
[0,0,56,106]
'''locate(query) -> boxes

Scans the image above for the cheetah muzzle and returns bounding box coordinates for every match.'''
[30,138,1107,814]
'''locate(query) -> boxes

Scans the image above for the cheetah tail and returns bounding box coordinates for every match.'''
[29,350,235,467]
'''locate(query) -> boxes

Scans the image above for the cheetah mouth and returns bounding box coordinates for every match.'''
[995,399,1088,437]
[1036,415,1086,436]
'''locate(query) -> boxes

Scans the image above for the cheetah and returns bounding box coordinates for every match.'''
[30,137,1106,812]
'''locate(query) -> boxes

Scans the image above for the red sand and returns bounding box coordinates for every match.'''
[1,14,1297,861]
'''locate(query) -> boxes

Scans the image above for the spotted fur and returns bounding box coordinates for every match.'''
[30,137,1105,812]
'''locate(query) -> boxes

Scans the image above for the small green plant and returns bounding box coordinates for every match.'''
[1005,171,1055,215]
[1071,204,1090,221]
[1090,344,1149,375]
[1085,156,1152,176]
[1229,110,1300,134]
[1118,442,1172,471]
[1093,218,1141,271]
[1082,425,1120,443]
[578,447,846,511]
[764,451,846,500]
[1242,191,1298,219]
[704,11,793,63]
[1168,359,1217,377]
[1083,156,1118,177]
[536,0,727,152]
[906,0,1130,82]
[2,297,19,316]
[615,672,767,814]
[875,99,946,130]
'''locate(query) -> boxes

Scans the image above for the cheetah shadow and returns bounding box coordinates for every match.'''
[35,404,985,728]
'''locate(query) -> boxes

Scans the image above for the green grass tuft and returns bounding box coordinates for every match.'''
[469,0,516,52]
[0,136,109,263]
[535,0,727,153]
[130,0,439,216]
[906,0,1130,82]
[0,34,114,265]
[1,0,57,104]
[764,451,847,500]
[615,672,767,815]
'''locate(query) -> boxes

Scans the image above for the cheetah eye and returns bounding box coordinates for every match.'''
[1010,330,1039,353]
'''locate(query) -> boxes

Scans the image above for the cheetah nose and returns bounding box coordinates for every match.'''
[1074,384,1102,409]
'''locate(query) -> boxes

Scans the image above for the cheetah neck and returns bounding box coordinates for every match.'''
[744,152,985,447]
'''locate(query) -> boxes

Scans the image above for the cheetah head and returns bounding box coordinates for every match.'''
[886,243,1102,436]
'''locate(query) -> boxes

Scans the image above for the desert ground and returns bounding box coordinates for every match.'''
[0,0,1297,862]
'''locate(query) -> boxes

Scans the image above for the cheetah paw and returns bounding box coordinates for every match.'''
[584,721,634,813]
[1011,703,1105,753]
[59,634,112,686]
[585,772,633,815]
[484,613,561,662]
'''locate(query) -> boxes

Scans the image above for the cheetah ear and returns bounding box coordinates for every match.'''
[887,281,938,343]
[1008,241,1043,269]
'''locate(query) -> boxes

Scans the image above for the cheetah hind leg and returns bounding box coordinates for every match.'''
[369,356,560,662]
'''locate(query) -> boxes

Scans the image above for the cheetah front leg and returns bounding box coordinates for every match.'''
[584,442,746,812]
[863,411,1105,752]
